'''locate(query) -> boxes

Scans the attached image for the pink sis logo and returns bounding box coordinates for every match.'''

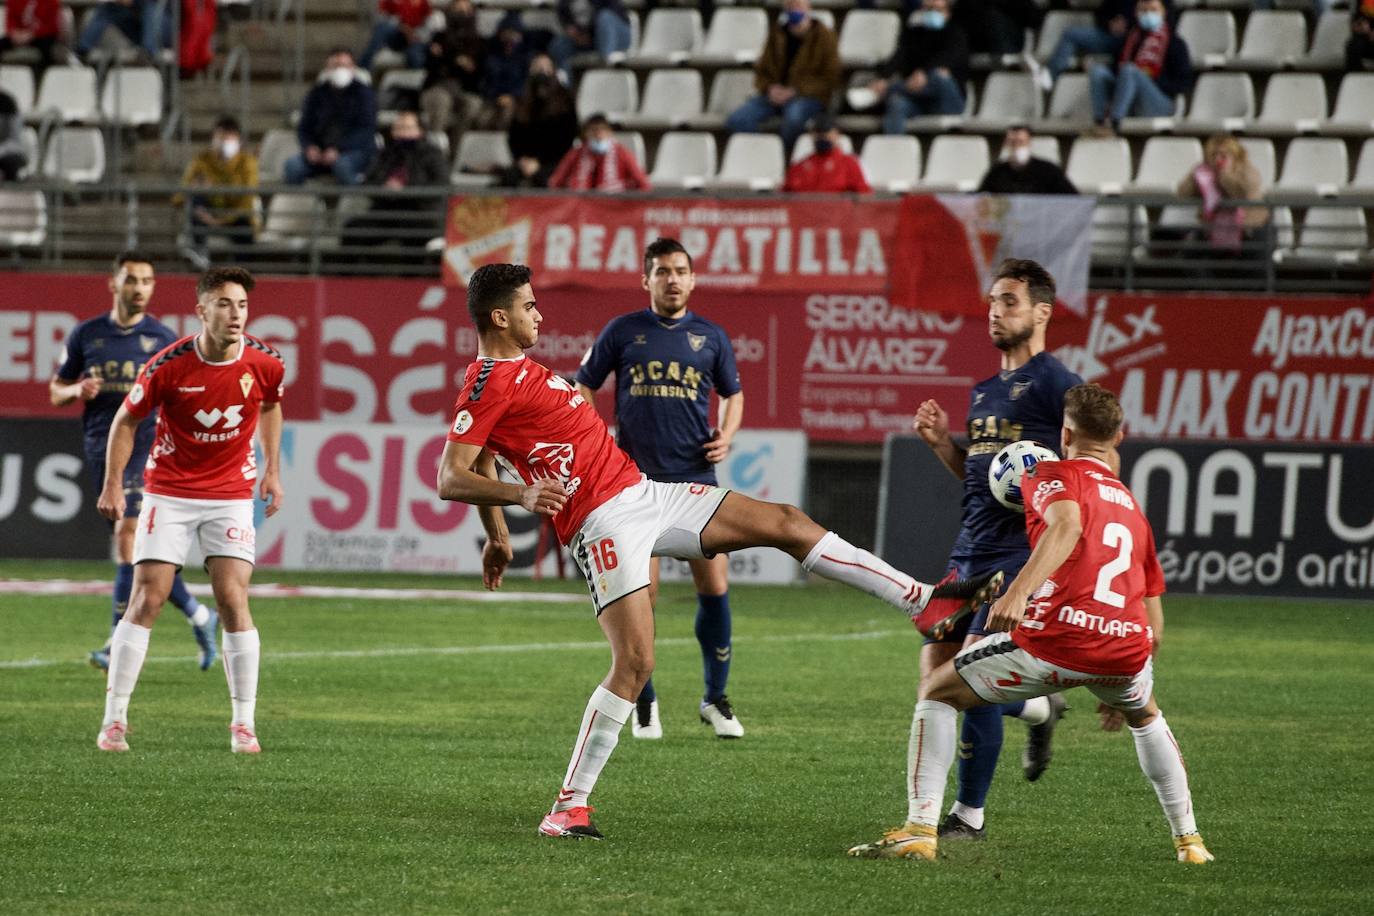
[528,442,582,496]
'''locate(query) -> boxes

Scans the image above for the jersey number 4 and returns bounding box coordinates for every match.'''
[1093,522,1132,609]
[587,538,618,573]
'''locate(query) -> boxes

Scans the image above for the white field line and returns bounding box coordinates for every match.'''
[0,578,585,604]
[0,629,895,670]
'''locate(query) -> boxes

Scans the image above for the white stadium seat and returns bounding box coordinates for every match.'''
[257,128,300,183]
[629,9,703,65]
[649,131,717,189]
[0,189,46,247]
[450,131,512,187]
[709,133,785,190]
[1065,136,1131,194]
[40,126,105,182]
[1233,10,1306,69]
[1043,72,1092,127]
[969,72,1041,131]
[1292,207,1369,262]
[921,135,988,192]
[688,68,755,131]
[1239,137,1276,190]
[35,66,99,122]
[1184,72,1254,134]
[576,69,639,122]
[1132,136,1203,193]
[1275,138,1348,195]
[695,8,769,65]
[259,193,324,248]
[860,135,921,192]
[100,67,161,127]
[1033,10,1092,62]
[1328,74,1374,135]
[1256,74,1327,134]
[1303,10,1349,69]
[620,69,703,130]
[1175,11,1236,67]
[0,65,35,116]
[837,10,900,67]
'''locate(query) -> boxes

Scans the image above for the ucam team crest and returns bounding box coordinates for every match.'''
[140,335,158,353]
[687,332,707,352]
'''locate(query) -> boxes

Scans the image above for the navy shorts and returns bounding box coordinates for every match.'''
[923,549,1029,646]
[87,451,147,521]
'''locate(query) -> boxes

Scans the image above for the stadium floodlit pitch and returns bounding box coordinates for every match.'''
[2,559,1369,915]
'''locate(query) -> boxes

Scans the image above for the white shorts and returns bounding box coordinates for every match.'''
[133,492,257,568]
[953,632,1154,712]
[570,479,730,614]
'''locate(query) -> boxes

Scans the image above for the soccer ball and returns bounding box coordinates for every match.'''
[988,440,1059,512]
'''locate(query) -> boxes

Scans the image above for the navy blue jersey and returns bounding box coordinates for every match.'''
[54,313,179,460]
[576,309,741,483]
[951,351,1082,557]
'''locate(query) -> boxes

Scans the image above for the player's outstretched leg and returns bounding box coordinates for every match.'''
[700,494,999,626]
[847,699,955,860]
[97,561,176,752]
[209,557,262,754]
[169,573,219,671]
[1123,699,1213,863]
[540,590,654,839]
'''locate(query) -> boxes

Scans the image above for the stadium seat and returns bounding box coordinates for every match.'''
[1291,207,1370,263]
[0,189,46,247]
[0,65,35,116]
[613,131,647,172]
[1270,205,1296,255]
[99,67,161,127]
[1065,136,1131,194]
[968,72,1040,133]
[695,7,769,65]
[620,69,703,129]
[260,193,324,249]
[1239,137,1276,190]
[1183,72,1253,134]
[1303,10,1349,69]
[1132,136,1203,193]
[709,133,784,190]
[1232,10,1306,69]
[1176,10,1236,67]
[649,131,717,189]
[376,69,425,126]
[1090,203,1147,261]
[810,9,835,31]
[1255,74,1327,135]
[34,66,99,122]
[687,68,754,130]
[629,9,702,65]
[1042,72,1092,129]
[790,131,853,164]
[837,10,900,67]
[18,126,38,179]
[860,135,921,192]
[450,131,512,187]
[1033,10,1092,62]
[1275,138,1348,196]
[1351,140,1374,194]
[257,128,299,183]
[921,135,989,192]
[1030,135,1061,165]
[576,69,639,122]
[1327,74,1374,137]
[40,126,105,182]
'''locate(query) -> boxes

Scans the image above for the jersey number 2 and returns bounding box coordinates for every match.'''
[588,538,618,573]
[1093,522,1132,609]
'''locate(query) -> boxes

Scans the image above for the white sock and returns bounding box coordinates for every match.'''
[188,605,211,627]
[802,531,929,613]
[949,801,985,830]
[222,629,261,729]
[906,700,958,826]
[554,685,634,812]
[1017,696,1052,725]
[1131,713,1198,837]
[103,620,151,726]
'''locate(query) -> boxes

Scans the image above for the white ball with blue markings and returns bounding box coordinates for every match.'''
[988,440,1059,513]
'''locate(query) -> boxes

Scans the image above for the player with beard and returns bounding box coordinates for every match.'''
[902,258,1083,841]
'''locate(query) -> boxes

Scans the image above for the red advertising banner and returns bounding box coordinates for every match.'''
[3,272,1369,445]
[440,195,900,293]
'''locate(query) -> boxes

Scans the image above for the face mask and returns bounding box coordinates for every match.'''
[588,138,612,155]
[814,138,834,155]
[1002,145,1031,165]
[329,66,353,89]
[784,10,806,26]
[394,138,419,150]
[923,9,946,29]
[218,138,241,159]
[1137,11,1163,32]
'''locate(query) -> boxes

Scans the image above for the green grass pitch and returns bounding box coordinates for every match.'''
[2,559,1371,915]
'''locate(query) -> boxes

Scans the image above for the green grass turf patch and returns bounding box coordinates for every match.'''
[2,560,1372,914]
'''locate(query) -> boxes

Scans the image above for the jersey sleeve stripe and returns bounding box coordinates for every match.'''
[143,339,196,377]
[469,358,496,401]
[245,336,285,362]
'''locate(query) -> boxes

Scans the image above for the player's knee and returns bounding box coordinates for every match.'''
[1123,706,1156,729]
[614,644,655,683]
[773,503,816,550]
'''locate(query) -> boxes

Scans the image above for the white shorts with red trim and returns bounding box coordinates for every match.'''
[570,478,730,614]
[133,492,257,567]
[953,632,1153,711]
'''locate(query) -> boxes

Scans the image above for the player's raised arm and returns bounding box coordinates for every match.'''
[257,401,284,517]
[913,398,966,479]
[985,498,1083,632]
[437,440,567,516]
[97,405,140,521]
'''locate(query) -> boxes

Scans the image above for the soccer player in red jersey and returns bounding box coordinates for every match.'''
[437,264,1001,840]
[849,384,1214,864]
[94,267,286,755]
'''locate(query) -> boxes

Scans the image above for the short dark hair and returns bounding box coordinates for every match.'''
[1064,383,1124,442]
[112,250,154,274]
[196,266,255,299]
[582,113,610,133]
[327,47,354,60]
[642,237,692,277]
[213,115,241,135]
[992,258,1056,308]
[467,263,532,332]
[1006,123,1032,136]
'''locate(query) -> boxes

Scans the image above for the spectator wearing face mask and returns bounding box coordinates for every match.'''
[173,115,259,248]
[867,0,969,135]
[977,125,1077,194]
[477,13,533,130]
[501,54,580,188]
[783,114,870,193]
[548,113,650,191]
[342,110,449,250]
[285,49,378,185]
[1087,0,1191,135]
[421,0,485,154]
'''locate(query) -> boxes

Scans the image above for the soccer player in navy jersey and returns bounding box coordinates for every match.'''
[50,251,219,672]
[906,258,1083,840]
[576,238,747,739]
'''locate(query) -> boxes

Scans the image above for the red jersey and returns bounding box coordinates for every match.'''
[123,335,285,500]
[446,355,643,545]
[783,150,872,193]
[1011,457,1164,676]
